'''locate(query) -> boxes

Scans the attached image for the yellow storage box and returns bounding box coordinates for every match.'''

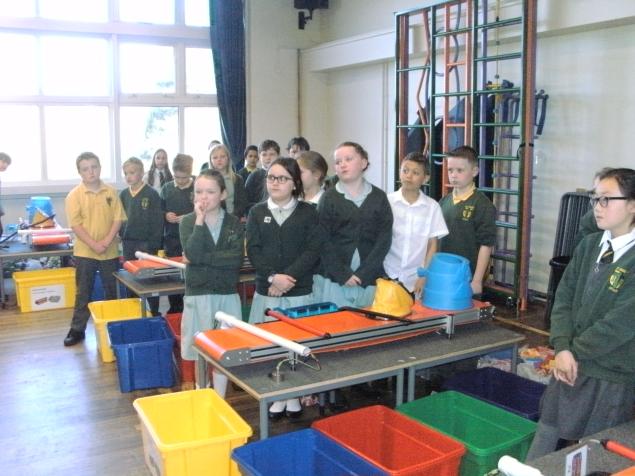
[13,268,76,313]
[133,389,252,476]
[88,298,150,363]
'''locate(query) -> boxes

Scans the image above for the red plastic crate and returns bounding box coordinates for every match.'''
[164,313,195,384]
[312,405,465,476]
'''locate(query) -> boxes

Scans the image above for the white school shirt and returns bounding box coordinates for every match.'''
[383,189,449,292]
[596,228,635,263]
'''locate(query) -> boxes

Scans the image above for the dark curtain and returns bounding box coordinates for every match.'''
[209,0,246,168]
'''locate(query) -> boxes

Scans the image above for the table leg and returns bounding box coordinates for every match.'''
[511,344,518,372]
[0,258,5,308]
[395,370,404,406]
[259,399,269,440]
[196,355,210,388]
[407,367,416,402]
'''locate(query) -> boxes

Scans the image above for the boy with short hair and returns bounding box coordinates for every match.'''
[438,146,496,296]
[0,152,12,236]
[161,153,194,313]
[287,136,310,159]
[64,152,126,346]
[245,139,280,210]
[384,152,448,295]
[120,157,164,315]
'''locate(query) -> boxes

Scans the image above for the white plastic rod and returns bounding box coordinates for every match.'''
[215,311,311,357]
[18,228,73,236]
[134,251,186,269]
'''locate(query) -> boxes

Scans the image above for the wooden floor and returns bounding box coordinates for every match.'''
[0,293,549,475]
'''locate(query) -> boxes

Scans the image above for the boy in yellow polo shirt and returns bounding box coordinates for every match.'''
[64,152,126,346]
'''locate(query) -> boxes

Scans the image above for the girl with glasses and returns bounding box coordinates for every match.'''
[246,157,323,420]
[528,168,635,459]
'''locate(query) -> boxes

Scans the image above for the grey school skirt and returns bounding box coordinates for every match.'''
[539,374,634,440]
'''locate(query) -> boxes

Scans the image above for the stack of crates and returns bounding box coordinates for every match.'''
[107,317,175,392]
[134,389,252,476]
[88,298,150,362]
[311,405,465,476]
[442,367,546,421]
[164,313,195,385]
[398,391,537,476]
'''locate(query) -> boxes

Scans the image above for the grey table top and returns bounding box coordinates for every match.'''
[114,270,184,296]
[529,420,635,475]
[0,240,72,259]
[202,321,524,401]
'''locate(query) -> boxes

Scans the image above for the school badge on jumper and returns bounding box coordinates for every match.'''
[462,205,474,221]
[141,197,149,210]
[608,266,627,293]
[264,216,271,223]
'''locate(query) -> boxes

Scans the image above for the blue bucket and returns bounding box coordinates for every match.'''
[418,253,473,310]
[27,196,54,223]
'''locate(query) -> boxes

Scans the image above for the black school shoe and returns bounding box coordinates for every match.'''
[63,329,85,347]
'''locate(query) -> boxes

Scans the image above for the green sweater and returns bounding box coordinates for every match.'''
[119,185,163,250]
[179,212,244,296]
[550,232,635,384]
[161,181,194,239]
[318,185,393,287]
[246,201,322,296]
[439,190,497,274]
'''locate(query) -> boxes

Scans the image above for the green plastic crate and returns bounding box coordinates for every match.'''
[397,391,537,476]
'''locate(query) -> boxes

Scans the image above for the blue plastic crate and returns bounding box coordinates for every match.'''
[107,317,175,392]
[442,367,546,421]
[232,428,388,476]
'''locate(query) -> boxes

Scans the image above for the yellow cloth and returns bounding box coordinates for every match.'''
[452,183,476,205]
[65,181,126,260]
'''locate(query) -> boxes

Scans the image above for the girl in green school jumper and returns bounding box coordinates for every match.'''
[179,169,244,396]
[246,157,323,419]
[527,167,635,459]
[317,141,393,308]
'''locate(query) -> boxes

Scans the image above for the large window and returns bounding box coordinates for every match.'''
[0,0,218,190]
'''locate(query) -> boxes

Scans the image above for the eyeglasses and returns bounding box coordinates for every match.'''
[589,196,628,208]
[266,174,292,184]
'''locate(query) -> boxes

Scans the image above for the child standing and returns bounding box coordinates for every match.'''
[297,150,329,205]
[180,169,244,395]
[161,153,195,314]
[247,157,323,419]
[318,142,393,308]
[245,139,280,210]
[384,152,448,295]
[438,146,496,296]
[64,152,126,346]
[527,168,635,459]
[144,148,173,193]
[208,143,247,218]
[120,157,164,316]
[287,136,310,159]
[0,152,11,236]
[238,145,259,182]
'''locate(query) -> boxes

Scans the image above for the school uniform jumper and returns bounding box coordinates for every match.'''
[539,230,635,440]
[179,210,244,360]
[318,181,393,307]
[438,189,497,275]
[246,199,322,323]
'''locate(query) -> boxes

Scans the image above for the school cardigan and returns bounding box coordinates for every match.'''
[179,212,244,296]
[161,181,194,240]
[318,185,393,287]
[439,190,497,274]
[246,201,322,296]
[119,184,163,251]
[550,232,635,384]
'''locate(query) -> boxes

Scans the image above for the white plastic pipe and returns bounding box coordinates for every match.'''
[134,251,186,269]
[18,228,73,236]
[215,311,311,357]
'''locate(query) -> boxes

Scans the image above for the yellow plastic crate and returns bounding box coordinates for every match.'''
[133,389,252,476]
[13,268,76,313]
[88,298,150,363]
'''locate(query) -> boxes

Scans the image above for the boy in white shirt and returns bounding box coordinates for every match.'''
[384,152,448,295]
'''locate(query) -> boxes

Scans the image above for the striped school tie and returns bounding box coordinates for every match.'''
[600,241,614,264]
[159,171,166,187]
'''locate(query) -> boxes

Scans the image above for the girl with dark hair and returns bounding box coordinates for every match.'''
[528,167,635,459]
[246,157,323,419]
[144,148,173,193]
